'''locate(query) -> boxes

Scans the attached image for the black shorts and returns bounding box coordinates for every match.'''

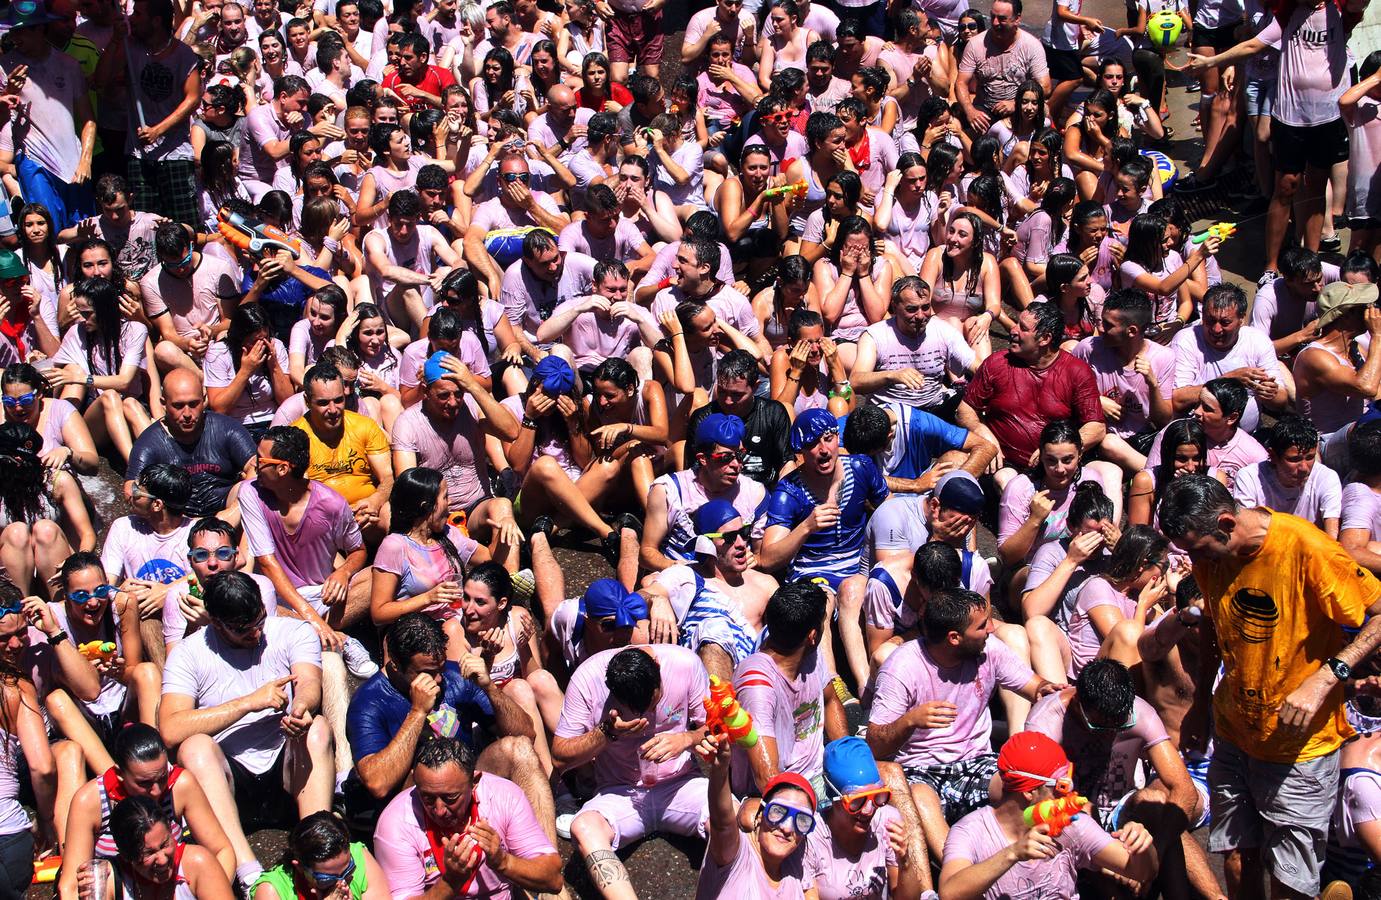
[227,746,293,831]
[1192,20,1241,51]
[1047,47,1084,82]
[1271,117,1350,175]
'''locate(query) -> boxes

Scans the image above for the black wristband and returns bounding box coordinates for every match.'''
[521,416,537,429]
[48,631,68,646]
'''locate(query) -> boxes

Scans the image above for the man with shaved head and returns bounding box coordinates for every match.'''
[529,84,594,164]
[126,368,257,521]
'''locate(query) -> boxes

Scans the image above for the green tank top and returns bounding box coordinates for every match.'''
[253,842,370,900]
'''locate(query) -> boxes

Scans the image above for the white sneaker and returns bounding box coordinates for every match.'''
[555,790,581,840]
[341,636,379,679]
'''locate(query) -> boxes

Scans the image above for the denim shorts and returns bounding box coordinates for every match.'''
[1243,77,1276,119]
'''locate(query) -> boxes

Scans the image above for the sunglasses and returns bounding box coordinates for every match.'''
[961,20,982,30]
[306,857,356,887]
[1077,702,1136,733]
[762,801,815,835]
[501,172,531,183]
[706,449,747,464]
[705,524,753,544]
[0,600,23,617]
[257,455,292,468]
[1,392,36,409]
[838,786,891,815]
[761,112,792,124]
[216,614,266,637]
[69,584,118,605]
[188,546,236,564]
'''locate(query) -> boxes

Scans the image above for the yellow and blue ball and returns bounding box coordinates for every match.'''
[1146,10,1184,49]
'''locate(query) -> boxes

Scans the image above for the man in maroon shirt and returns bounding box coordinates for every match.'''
[964,301,1106,491]
[382,32,455,110]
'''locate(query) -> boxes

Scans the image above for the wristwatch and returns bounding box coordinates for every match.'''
[1327,657,1352,681]
[598,719,615,740]
[85,374,94,388]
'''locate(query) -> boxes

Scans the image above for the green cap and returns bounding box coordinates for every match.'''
[0,250,26,280]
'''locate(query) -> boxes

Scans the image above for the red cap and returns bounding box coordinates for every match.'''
[997,732,1072,792]
[762,771,817,810]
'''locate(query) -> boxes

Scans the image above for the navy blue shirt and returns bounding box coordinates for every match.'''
[346,661,496,763]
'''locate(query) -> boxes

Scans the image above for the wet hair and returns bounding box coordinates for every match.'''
[386,612,448,666]
[189,516,239,549]
[1038,419,1082,463]
[828,215,875,271]
[1069,480,1115,526]
[1279,246,1321,281]
[463,561,512,605]
[1076,658,1136,723]
[1203,376,1248,427]
[925,142,961,188]
[1104,525,1168,582]
[629,73,662,105]
[852,65,890,99]
[224,302,274,375]
[319,345,361,372]
[684,211,724,243]
[761,581,827,652]
[715,349,760,387]
[1038,178,1077,246]
[202,570,267,626]
[387,189,422,220]
[414,735,476,775]
[154,220,192,261]
[1264,413,1320,456]
[922,588,986,644]
[606,648,660,713]
[261,424,310,478]
[1355,421,1381,479]
[389,467,467,581]
[1124,215,1168,272]
[969,134,1002,179]
[591,357,638,394]
[805,112,844,152]
[806,39,834,65]
[113,723,168,770]
[1202,283,1248,319]
[137,463,192,514]
[59,550,106,588]
[284,812,352,870]
[914,542,962,592]
[1012,78,1045,132]
[842,402,890,456]
[1102,288,1153,331]
[1027,300,1066,346]
[1151,418,1209,507]
[1343,250,1381,284]
[824,170,863,221]
[110,796,169,863]
[683,236,722,278]
[0,363,47,398]
[71,277,126,377]
[785,306,824,340]
[1157,474,1238,540]
[1044,253,1086,303]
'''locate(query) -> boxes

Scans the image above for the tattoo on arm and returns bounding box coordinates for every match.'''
[585,850,630,889]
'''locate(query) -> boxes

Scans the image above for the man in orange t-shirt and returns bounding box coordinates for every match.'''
[1160,474,1381,899]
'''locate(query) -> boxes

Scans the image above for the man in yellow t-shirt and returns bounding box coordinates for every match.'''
[292,364,393,532]
[1160,474,1381,899]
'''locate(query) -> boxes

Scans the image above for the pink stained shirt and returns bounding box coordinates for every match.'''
[398,334,492,392]
[1024,690,1172,818]
[697,63,758,126]
[1064,576,1137,679]
[140,255,241,338]
[1070,336,1174,440]
[941,804,1114,898]
[685,8,757,63]
[391,400,492,512]
[1341,482,1381,541]
[374,776,557,900]
[1169,324,1282,433]
[543,298,647,370]
[730,649,828,796]
[238,478,364,588]
[695,828,809,900]
[957,30,1049,113]
[1230,459,1342,530]
[651,283,762,340]
[240,102,299,183]
[554,645,709,790]
[863,316,974,409]
[869,636,1034,768]
[803,805,900,900]
[201,338,290,427]
[556,217,650,265]
[1257,2,1351,128]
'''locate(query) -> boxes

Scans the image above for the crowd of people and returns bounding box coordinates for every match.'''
[0,0,1373,895]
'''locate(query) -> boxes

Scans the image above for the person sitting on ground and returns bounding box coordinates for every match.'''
[161,516,278,652]
[1231,414,1342,539]
[252,810,392,900]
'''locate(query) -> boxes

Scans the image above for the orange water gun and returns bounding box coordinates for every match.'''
[762,180,807,200]
[78,640,117,662]
[32,856,60,884]
[1023,794,1089,837]
[217,206,304,259]
[703,676,759,748]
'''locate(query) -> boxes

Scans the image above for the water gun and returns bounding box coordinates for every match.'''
[703,675,759,748]
[1191,222,1236,244]
[217,206,304,259]
[78,640,117,662]
[1022,794,1089,837]
[762,180,807,199]
[32,856,60,884]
